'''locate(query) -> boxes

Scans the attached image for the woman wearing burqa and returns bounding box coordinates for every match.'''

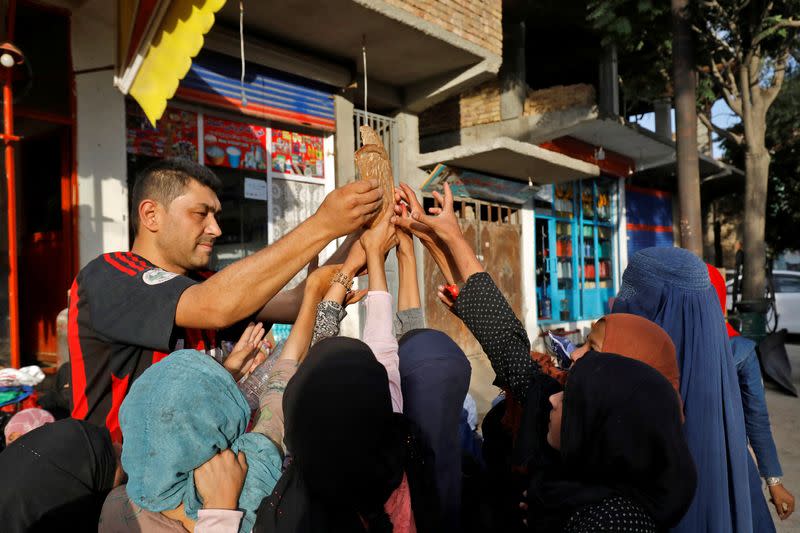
[0,418,120,532]
[254,337,440,533]
[527,351,697,532]
[612,246,752,532]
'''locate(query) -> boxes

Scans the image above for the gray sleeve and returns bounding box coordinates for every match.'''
[395,307,425,339]
[311,300,347,346]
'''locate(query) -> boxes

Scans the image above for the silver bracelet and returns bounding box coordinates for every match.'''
[766,476,782,487]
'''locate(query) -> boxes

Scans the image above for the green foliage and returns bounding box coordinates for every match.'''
[587,0,672,109]
[588,0,800,116]
[722,70,800,253]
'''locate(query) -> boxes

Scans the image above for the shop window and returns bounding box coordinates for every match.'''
[125,101,329,273]
[536,178,617,323]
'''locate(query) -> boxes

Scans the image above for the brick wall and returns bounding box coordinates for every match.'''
[383,0,502,56]
[524,84,595,115]
[420,82,596,137]
[419,80,500,136]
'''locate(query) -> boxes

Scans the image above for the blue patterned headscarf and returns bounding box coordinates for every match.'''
[613,247,752,532]
[119,350,282,533]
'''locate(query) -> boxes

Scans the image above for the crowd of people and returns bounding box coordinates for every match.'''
[0,157,795,532]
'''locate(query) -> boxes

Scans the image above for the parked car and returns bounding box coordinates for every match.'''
[726,270,800,334]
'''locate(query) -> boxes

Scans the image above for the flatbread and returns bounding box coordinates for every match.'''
[355,125,394,227]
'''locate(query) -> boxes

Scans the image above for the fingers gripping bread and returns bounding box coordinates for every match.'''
[355,125,395,227]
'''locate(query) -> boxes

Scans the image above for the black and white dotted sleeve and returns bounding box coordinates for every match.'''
[564,496,658,533]
[311,300,347,346]
[452,271,540,402]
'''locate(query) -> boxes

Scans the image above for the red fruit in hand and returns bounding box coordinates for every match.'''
[444,284,460,300]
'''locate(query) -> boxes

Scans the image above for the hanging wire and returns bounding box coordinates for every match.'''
[362,35,368,122]
[239,0,247,107]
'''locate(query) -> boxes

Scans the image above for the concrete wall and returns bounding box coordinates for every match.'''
[419,82,596,137]
[52,0,129,266]
[384,0,502,57]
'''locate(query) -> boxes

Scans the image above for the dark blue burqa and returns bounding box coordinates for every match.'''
[399,329,471,533]
[612,247,752,533]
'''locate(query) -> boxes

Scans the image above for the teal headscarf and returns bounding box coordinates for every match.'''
[120,349,282,533]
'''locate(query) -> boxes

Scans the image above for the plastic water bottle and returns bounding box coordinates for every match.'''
[238,338,286,411]
[239,362,271,411]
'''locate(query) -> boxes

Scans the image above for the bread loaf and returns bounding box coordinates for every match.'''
[354,125,395,228]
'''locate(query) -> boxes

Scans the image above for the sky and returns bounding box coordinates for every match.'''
[629,99,740,159]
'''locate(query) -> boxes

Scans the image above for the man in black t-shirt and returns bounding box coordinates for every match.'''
[68,158,382,441]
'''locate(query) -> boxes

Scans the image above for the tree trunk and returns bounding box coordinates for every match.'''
[671,0,703,256]
[742,137,770,300]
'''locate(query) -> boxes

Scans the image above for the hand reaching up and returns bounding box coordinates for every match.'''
[224,322,267,381]
[393,184,459,284]
[359,210,398,257]
[394,182,483,282]
[314,179,383,238]
[395,182,462,243]
[359,210,396,293]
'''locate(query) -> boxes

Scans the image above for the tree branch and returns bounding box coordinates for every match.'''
[739,64,754,143]
[752,18,800,47]
[699,112,744,145]
[708,53,743,116]
[744,54,764,111]
[692,21,739,59]
[764,51,790,109]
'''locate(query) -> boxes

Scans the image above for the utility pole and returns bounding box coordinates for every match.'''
[671,0,703,256]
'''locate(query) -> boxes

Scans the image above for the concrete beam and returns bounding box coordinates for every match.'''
[417,137,600,184]
[420,105,598,153]
[206,26,353,88]
[500,20,526,120]
[334,95,356,186]
[654,99,672,140]
[404,58,501,113]
[598,45,619,116]
[394,112,428,189]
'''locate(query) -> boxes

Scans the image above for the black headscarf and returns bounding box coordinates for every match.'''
[0,418,116,533]
[397,329,470,532]
[527,351,697,532]
[254,337,440,533]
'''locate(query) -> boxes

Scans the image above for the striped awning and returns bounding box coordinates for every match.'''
[116,0,227,125]
[176,50,335,131]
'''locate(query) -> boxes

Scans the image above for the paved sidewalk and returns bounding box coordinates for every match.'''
[766,342,800,532]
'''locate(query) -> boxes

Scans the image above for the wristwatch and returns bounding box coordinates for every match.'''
[766,476,782,487]
[330,270,354,293]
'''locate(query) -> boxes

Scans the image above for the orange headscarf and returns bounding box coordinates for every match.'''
[508,315,683,435]
[601,313,681,398]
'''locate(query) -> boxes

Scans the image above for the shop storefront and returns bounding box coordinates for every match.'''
[124,50,335,277]
[625,185,675,261]
[534,178,618,323]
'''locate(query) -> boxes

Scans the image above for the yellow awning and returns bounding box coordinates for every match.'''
[116,0,227,126]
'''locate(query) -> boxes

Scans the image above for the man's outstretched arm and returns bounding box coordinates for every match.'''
[253,230,363,324]
[176,180,382,329]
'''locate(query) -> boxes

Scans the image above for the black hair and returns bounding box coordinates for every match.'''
[130,158,222,234]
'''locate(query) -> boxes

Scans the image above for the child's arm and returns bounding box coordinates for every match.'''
[311,243,368,346]
[395,222,425,337]
[360,213,403,413]
[251,265,339,446]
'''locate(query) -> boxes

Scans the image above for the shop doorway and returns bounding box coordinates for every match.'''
[3,1,76,367]
[17,123,74,365]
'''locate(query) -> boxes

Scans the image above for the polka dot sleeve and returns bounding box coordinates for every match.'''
[452,271,540,402]
[564,496,657,533]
